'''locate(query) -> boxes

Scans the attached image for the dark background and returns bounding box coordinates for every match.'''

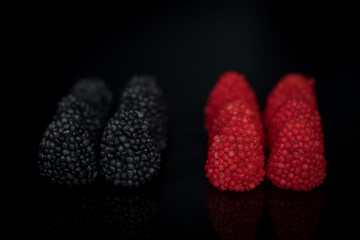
[15,1,360,239]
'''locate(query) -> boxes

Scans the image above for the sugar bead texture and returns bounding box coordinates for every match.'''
[267,98,323,147]
[209,100,264,147]
[204,71,260,132]
[266,118,326,191]
[263,73,317,129]
[70,77,114,121]
[205,113,265,192]
[100,111,161,187]
[118,76,167,151]
[38,117,98,186]
[55,94,103,142]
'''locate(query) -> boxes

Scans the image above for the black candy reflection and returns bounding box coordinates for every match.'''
[43,185,99,240]
[42,180,162,240]
[102,183,162,240]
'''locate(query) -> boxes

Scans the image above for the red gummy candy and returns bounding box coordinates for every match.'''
[266,118,326,191]
[268,98,323,148]
[205,113,265,191]
[209,100,264,147]
[204,71,259,132]
[263,73,317,129]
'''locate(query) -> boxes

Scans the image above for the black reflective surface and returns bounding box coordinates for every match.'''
[29,175,331,239]
[20,1,359,239]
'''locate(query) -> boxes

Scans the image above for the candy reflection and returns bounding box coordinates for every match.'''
[102,182,162,240]
[266,185,324,240]
[44,185,99,240]
[206,185,264,240]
